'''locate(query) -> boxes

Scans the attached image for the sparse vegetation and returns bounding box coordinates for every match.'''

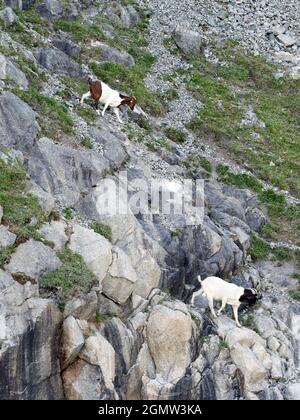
[81,137,93,149]
[248,235,271,261]
[63,207,74,220]
[40,247,96,302]
[90,222,112,242]
[14,87,74,139]
[216,164,300,245]
[183,154,212,176]
[54,19,104,43]
[183,43,300,198]
[164,127,187,143]
[0,158,46,241]
[219,339,229,349]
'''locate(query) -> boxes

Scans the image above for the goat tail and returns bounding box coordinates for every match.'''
[197,275,202,284]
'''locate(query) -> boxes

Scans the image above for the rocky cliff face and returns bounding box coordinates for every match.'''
[0,0,299,400]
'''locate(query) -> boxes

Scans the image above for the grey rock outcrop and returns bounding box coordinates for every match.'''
[172,25,204,55]
[91,41,135,67]
[0,226,16,249]
[0,92,39,153]
[27,137,126,207]
[69,224,112,284]
[38,220,68,251]
[61,315,85,369]
[0,7,18,26]
[5,239,61,283]
[34,48,84,79]
[0,269,63,399]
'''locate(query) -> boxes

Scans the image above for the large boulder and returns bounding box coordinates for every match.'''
[27,137,122,206]
[5,239,61,283]
[34,47,84,78]
[88,126,128,168]
[63,290,98,320]
[91,41,135,67]
[0,269,63,399]
[61,315,85,369]
[69,224,112,283]
[102,247,137,304]
[25,180,56,213]
[62,358,115,400]
[146,305,194,383]
[0,6,18,26]
[38,220,68,251]
[36,0,63,20]
[216,316,272,396]
[4,1,35,10]
[79,333,116,392]
[0,92,39,153]
[0,226,16,249]
[172,25,204,55]
[52,37,81,58]
[105,3,140,28]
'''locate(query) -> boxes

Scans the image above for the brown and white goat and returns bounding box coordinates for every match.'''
[80,77,136,123]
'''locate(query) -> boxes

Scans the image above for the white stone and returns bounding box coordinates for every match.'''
[61,316,85,369]
[69,224,112,284]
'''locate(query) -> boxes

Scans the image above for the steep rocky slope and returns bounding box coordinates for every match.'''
[0,0,299,400]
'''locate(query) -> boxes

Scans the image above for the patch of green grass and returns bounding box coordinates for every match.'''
[14,87,74,139]
[292,273,300,281]
[90,222,112,242]
[146,137,171,153]
[163,36,180,55]
[94,312,112,324]
[75,105,97,124]
[219,339,229,349]
[63,207,74,220]
[162,88,179,102]
[184,45,300,198]
[216,164,262,192]
[81,137,93,149]
[0,157,47,247]
[271,247,293,263]
[289,289,300,301]
[164,127,187,143]
[216,165,300,245]
[40,248,96,301]
[136,116,152,133]
[54,19,103,43]
[248,235,271,261]
[183,154,212,176]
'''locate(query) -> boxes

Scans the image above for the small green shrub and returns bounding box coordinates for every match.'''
[164,127,187,143]
[217,165,262,192]
[219,339,229,349]
[81,137,93,149]
[289,289,300,301]
[90,222,112,242]
[0,158,46,237]
[63,207,74,220]
[248,235,271,260]
[14,87,74,139]
[40,248,96,301]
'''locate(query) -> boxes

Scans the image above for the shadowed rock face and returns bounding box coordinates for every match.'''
[0,92,39,154]
[0,301,63,400]
[34,48,85,79]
